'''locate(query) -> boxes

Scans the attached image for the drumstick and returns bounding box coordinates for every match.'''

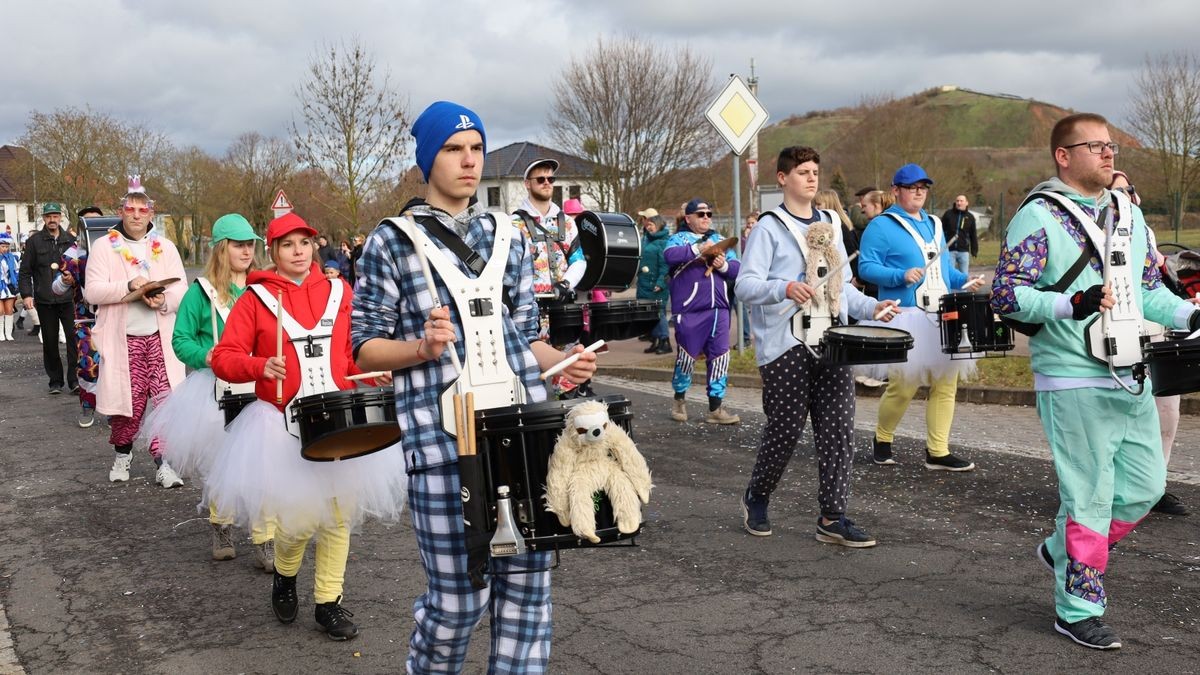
[465,391,476,456]
[539,339,605,381]
[275,290,284,404]
[345,370,389,382]
[414,239,463,377]
[777,252,859,316]
[453,394,467,457]
[874,304,899,321]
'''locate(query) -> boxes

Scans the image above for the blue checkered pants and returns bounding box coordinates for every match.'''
[407,463,553,674]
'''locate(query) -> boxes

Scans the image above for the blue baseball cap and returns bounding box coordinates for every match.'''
[892,163,934,186]
[685,198,711,215]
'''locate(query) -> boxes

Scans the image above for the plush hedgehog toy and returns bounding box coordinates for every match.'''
[544,401,652,543]
[805,219,842,311]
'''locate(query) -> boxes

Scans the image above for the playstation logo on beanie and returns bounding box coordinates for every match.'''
[412,101,486,181]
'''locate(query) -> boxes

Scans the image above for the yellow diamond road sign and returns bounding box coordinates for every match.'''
[705,76,768,156]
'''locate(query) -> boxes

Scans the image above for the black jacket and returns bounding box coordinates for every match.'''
[940,208,978,256]
[18,227,77,304]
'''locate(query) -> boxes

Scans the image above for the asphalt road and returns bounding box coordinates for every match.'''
[1,335,1197,674]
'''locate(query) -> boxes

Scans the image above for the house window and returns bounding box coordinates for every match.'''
[569,185,581,200]
[487,187,500,208]
[0,206,6,222]
[27,205,35,221]
[552,186,563,204]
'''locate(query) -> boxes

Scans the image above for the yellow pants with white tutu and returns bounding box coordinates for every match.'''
[875,372,958,456]
[208,503,277,545]
[273,501,350,604]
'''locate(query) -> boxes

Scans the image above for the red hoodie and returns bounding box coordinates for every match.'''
[211,264,363,412]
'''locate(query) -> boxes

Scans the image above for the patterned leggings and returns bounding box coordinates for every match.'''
[746,345,857,519]
[109,334,170,456]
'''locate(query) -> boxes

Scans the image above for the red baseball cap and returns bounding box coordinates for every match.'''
[266,212,317,246]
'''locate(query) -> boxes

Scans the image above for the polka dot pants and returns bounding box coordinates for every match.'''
[746,345,856,520]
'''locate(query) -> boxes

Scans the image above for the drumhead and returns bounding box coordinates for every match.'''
[827,325,911,339]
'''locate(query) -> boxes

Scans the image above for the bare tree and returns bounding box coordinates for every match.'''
[1127,51,1200,238]
[549,35,721,212]
[158,146,230,260]
[225,132,296,229]
[289,40,411,230]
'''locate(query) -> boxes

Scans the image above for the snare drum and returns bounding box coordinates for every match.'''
[290,387,401,461]
[588,299,661,341]
[539,299,585,346]
[1144,330,1200,396]
[574,211,641,292]
[938,292,1014,355]
[820,325,913,365]
[218,392,258,427]
[473,395,639,551]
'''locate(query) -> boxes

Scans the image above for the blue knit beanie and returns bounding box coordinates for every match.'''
[412,101,486,181]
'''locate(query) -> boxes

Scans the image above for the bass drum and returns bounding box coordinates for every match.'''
[573,211,641,292]
[1144,330,1200,396]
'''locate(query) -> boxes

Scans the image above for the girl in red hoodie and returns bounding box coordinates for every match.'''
[205,213,405,641]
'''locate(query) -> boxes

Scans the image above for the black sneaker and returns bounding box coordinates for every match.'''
[1152,492,1190,516]
[271,572,298,624]
[924,450,975,472]
[872,437,895,465]
[49,386,63,395]
[1054,616,1121,650]
[315,596,359,641]
[815,517,877,548]
[741,490,771,536]
[1036,541,1054,573]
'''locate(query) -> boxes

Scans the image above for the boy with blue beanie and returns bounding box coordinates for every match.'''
[352,101,596,673]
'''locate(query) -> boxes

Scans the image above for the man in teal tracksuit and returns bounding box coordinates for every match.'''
[992,112,1200,650]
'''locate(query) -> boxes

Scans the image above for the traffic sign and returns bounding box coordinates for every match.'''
[704,75,769,156]
[271,189,293,217]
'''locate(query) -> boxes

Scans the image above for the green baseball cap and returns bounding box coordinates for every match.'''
[211,214,262,243]
[42,202,63,215]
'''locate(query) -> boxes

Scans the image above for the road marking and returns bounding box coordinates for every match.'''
[0,601,25,675]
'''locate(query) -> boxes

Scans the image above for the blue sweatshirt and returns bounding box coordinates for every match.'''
[858,205,968,306]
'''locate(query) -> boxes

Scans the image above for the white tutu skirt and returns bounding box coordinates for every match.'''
[861,307,976,386]
[138,369,225,479]
[202,400,407,533]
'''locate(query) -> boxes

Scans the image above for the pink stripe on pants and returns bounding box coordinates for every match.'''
[109,333,171,456]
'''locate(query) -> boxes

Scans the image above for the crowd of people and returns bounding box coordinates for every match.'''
[7,104,1199,665]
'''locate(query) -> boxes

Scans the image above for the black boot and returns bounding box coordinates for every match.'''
[644,338,661,354]
[271,572,298,624]
[654,338,672,355]
[15,316,24,330]
[315,596,359,640]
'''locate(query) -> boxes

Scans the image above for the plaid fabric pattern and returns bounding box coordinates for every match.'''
[407,464,552,674]
[351,207,548,472]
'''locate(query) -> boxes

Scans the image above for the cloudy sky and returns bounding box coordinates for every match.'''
[2,0,1196,158]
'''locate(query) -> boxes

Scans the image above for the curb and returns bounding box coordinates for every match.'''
[597,365,1200,414]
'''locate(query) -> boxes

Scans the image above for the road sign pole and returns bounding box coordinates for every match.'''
[733,152,744,354]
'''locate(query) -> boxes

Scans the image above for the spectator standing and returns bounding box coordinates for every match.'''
[636,210,671,354]
[941,194,978,275]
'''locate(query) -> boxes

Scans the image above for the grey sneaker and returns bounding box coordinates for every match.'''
[254,540,276,573]
[211,523,237,561]
[77,407,95,429]
[704,406,740,425]
[1054,616,1121,650]
[670,398,687,422]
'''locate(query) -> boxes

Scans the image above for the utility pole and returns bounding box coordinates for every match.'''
[747,58,760,215]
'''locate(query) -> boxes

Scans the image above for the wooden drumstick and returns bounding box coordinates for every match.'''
[275,290,284,404]
[874,304,899,321]
[345,370,389,382]
[453,394,467,457]
[465,391,476,456]
[539,339,605,381]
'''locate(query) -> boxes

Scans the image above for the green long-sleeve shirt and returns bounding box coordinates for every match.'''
[172,279,246,371]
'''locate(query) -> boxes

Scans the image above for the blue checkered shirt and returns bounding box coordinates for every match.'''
[351,206,548,472]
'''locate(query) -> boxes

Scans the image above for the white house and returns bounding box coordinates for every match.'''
[478,141,605,213]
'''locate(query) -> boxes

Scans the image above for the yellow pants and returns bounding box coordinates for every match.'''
[209,504,276,545]
[273,506,350,605]
[875,373,958,456]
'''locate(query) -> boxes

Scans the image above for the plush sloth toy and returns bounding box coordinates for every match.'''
[805,219,842,312]
[544,401,652,543]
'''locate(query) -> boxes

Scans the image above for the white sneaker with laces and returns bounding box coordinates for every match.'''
[156,462,184,488]
[109,452,132,482]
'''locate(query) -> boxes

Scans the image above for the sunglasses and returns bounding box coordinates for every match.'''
[531,176,556,185]
[692,211,714,218]
[123,205,151,215]
[1114,185,1137,195]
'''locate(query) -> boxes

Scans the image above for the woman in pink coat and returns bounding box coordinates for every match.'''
[84,178,186,487]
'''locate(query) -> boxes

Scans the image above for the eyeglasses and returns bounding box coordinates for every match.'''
[898,184,930,193]
[1113,185,1137,196]
[1061,140,1120,155]
[692,211,714,218]
[531,176,556,185]
[122,205,151,215]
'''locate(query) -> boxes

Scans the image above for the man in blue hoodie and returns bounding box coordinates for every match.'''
[664,199,740,424]
[992,112,1200,650]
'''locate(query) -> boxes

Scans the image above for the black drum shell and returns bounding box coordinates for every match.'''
[474,395,640,551]
[938,291,1014,354]
[588,299,661,341]
[1145,332,1200,396]
[291,387,401,462]
[542,301,585,346]
[218,392,258,427]
[821,326,913,365]
[573,211,641,292]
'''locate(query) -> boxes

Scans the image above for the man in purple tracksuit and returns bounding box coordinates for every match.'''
[664,198,741,424]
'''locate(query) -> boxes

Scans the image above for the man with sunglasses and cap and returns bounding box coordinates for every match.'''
[664,198,741,424]
[992,113,1200,649]
[18,202,78,393]
[512,158,585,304]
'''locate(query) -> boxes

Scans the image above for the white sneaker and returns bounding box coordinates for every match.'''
[109,452,132,482]
[156,462,184,488]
